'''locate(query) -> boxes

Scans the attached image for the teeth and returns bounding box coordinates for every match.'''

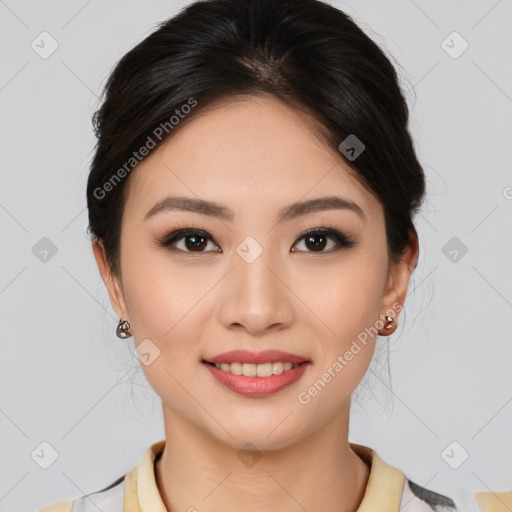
[213,361,299,376]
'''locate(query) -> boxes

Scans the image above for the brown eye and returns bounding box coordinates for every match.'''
[183,233,209,251]
[304,233,328,251]
[158,226,355,255]
[159,228,219,253]
[292,228,355,253]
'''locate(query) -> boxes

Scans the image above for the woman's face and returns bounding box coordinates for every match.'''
[93,94,417,449]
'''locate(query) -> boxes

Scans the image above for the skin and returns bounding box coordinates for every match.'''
[93,93,418,512]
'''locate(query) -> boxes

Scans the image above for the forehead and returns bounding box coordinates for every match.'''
[123,95,382,224]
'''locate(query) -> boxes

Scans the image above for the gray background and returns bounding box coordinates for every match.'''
[1,1,511,511]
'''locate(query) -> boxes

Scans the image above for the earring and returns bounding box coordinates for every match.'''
[378,314,396,336]
[384,315,394,329]
[116,319,132,339]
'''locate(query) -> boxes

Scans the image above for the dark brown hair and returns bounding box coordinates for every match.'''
[87,0,425,277]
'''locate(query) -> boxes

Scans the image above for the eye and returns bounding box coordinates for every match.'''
[291,227,356,253]
[157,225,356,254]
[157,227,220,254]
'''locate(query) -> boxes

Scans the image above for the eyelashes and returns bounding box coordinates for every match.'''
[158,226,219,254]
[296,227,356,252]
[156,224,356,255]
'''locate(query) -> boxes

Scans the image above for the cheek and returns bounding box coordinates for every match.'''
[119,244,217,387]
[120,238,211,340]
[121,259,175,339]
[327,273,383,333]
[119,247,208,402]
[295,267,382,413]
[299,255,385,336]
[297,253,386,390]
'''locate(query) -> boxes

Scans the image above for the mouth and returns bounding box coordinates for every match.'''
[201,349,311,378]
[201,360,309,377]
[201,358,311,397]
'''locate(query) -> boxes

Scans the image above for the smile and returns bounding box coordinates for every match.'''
[202,360,310,397]
[205,361,300,377]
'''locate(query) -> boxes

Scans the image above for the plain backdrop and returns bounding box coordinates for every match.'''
[1,1,511,511]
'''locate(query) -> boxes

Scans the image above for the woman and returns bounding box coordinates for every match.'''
[38,0,507,511]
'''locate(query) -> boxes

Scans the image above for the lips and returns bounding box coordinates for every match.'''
[202,349,311,365]
[203,357,311,397]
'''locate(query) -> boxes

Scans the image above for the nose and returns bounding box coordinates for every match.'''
[217,246,294,336]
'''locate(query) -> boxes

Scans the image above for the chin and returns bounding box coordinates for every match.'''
[205,416,311,452]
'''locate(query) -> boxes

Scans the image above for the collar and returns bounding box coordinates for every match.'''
[124,439,405,512]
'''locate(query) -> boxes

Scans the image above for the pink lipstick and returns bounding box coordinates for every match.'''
[202,349,311,397]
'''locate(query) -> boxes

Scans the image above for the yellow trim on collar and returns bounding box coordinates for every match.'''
[473,491,512,512]
[124,463,141,512]
[349,442,405,512]
[125,439,405,512]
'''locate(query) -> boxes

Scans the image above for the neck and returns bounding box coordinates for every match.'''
[154,405,370,512]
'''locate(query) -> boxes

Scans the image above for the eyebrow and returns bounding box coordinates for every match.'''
[144,195,366,223]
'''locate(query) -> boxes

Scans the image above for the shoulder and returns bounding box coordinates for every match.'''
[401,478,460,511]
[37,475,126,512]
[473,490,512,512]
[37,439,164,512]
[401,477,512,512]
[38,499,74,512]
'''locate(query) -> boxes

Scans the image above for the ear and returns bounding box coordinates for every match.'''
[91,238,129,321]
[379,230,419,318]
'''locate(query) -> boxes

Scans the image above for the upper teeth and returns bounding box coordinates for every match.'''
[214,361,299,377]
